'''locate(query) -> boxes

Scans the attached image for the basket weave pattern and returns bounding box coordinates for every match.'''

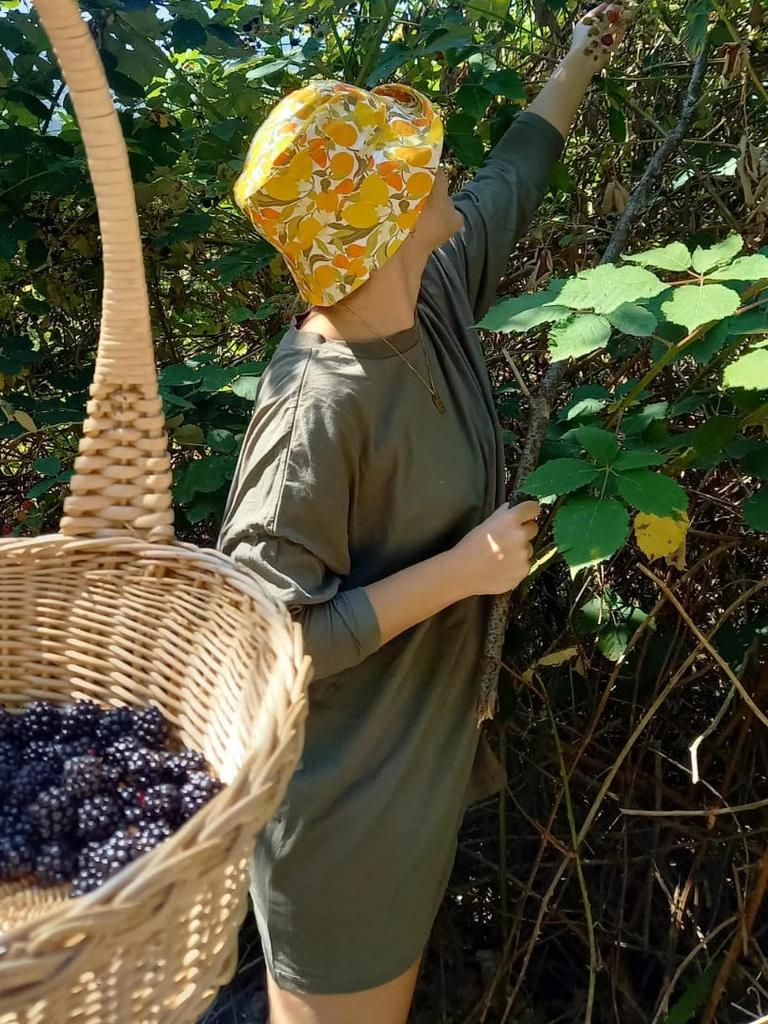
[0,0,310,1020]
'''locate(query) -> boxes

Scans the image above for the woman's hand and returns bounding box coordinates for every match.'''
[450,501,541,597]
[570,2,633,72]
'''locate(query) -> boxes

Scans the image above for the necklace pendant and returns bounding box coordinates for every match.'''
[432,391,447,415]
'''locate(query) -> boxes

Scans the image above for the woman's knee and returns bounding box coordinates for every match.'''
[266,957,421,1024]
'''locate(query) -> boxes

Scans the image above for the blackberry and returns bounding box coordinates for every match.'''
[13,762,59,804]
[110,741,160,785]
[35,842,76,886]
[22,740,64,773]
[0,707,18,742]
[96,707,134,748]
[22,701,61,741]
[134,820,172,856]
[0,740,22,771]
[84,829,140,878]
[77,794,121,842]
[179,772,223,821]
[0,834,35,881]
[114,783,146,825]
[62,755,105,799]
[72,863,106,896]
[57,737,98,762]
[132,706,168,749]
[139,784,180,825]
[104,736,141,768]
[163,749,207,782]
[0,764,12,795]
[29,787,76,840]
[0,804,35,844]
[59,700,101,742]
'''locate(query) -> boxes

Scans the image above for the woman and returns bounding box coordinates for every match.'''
[219,7,629,1022]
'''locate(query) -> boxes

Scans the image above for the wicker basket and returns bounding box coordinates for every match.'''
[0,0,310,1020]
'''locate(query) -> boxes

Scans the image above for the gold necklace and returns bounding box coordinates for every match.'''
[337,303,447,415]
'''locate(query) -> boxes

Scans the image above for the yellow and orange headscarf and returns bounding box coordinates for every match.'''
[233,80,444,307]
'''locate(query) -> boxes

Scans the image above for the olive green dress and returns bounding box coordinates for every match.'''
[217,110,564,994]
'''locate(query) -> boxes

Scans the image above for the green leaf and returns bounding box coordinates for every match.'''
[174,424,206,445]
[244,57,295,81]
[206,23,242,48]
[742,444,768,480]
[691,234,743,274]
[624,242,692,272]
[615,469,688,515]
[549,314,611,360]
[446,112,485,168]
[708,253,768,282]
[455,83,490,120]
[557,264,666,314]
[160,363,202,387]
[598,606,648,661]
[659,961,719,1024]
[723,349,768,390]
[481,68,526,100]
[231,374,263,400]
[107,69,145,100]
[607,303,658,337]
[478,293,569,332]
[207,428,238,454]
[574,426,620,465]
[171,17,207,51]
[561,385,611,421]
[522,458,601,498]
[154,212,213,248]
[553,496,630,570]
[608,105,626,144]
[0,334,41,374]
[550,161,577,193]
[684,0,714,55]
[32,456,62,476]
[174,455,236,503]
[466,0,509,21]
[742,488,768,531]
[686,415,739,457]
[662,284,741,332]
[26,477,60,499]
[612,449,668,470]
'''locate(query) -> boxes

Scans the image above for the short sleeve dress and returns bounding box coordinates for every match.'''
[217,111,564,995]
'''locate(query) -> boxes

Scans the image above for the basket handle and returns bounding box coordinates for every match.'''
[33,0,174,542]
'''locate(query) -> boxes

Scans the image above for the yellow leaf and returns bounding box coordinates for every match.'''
[13,410,36,432]
[634,510,689,566]
[536,646,580,668]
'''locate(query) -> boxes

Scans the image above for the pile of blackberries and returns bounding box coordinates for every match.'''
[0,700,224,897]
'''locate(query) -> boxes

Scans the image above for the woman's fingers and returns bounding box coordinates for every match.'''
[511,500,541,523]
[523,519,540,541]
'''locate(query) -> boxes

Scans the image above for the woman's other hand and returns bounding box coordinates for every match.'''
[450,501,541,597]
[571,2,633,72]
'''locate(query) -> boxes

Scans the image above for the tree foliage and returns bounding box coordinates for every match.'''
[2,0,768,1021]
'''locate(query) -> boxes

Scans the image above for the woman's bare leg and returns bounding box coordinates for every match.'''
[266,958,421,1024]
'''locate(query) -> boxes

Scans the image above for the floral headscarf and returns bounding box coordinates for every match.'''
[233,80,444,307]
